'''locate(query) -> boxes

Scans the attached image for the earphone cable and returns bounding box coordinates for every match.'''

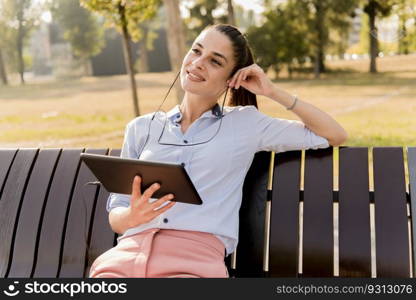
[137,71,230,158]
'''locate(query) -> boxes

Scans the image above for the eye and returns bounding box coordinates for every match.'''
[212,59,222,66]
[191,49,222,66]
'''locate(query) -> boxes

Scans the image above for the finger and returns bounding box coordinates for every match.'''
[235,70,247,89]
[141,182,161,201]
[242,68,254,83]
[152,200,176,216]
[131,175,142,201]
[230,69,242,87]
[151,193,175,208]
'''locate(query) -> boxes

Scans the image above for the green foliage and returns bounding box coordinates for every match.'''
[362,0,397,17]
[326,1,359,57]
[23,52,32,70]
[183,0,227,45]
[80,0,161,42]
[246,1,311,77]
[250,0,359,77]
[303,0,358,69]
[348,12,370,55]
[0,0,41,73]
[395,0,416,54]
[51,0,105,60]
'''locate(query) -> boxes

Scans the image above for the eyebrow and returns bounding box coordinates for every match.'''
[195,42,228,64]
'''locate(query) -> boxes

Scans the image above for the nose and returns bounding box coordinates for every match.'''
[192,56,205,70]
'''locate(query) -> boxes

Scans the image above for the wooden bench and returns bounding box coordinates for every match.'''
[0,147,415,278]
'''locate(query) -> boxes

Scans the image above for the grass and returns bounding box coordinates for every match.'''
[0,54,415,149]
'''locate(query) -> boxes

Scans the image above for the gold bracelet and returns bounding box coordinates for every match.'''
[286,94,298,110]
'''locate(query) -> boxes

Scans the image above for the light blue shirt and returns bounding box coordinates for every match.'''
[106,104,330,256]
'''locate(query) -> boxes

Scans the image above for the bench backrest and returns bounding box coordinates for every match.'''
[0,147,415,278]
[237,146,416,278]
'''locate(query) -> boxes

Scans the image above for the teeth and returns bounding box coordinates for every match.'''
[188,71,204,81]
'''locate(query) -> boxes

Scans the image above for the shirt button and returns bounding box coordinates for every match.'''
[181,162,185,167]
[163,218,169,223]
[183,140,188,144]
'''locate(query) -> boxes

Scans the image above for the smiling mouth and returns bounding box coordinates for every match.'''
[186,70,205,82]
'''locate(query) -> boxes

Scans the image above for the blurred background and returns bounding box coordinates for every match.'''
[0,0,415,149]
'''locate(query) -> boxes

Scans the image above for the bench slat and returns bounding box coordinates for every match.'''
[0,149,18,198]
[269,150,302,277]
[0,149,38,277]
[8,149,61,277]
[33,149,84,277]
[235,151,270,277]
[338,147,371,277]
[84,149,120,277]
[407,147,416,277]
[373,147,410,277]
[302,147,334,277]
[59,149,108,277]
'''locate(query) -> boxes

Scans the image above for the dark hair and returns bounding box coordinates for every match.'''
[205,23,258,108]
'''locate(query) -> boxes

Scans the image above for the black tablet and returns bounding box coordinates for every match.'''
[80,153,203,205]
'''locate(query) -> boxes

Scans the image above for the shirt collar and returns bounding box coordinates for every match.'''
[166,103,223,123]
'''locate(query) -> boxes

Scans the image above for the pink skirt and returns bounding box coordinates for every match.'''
[88,228,229,278]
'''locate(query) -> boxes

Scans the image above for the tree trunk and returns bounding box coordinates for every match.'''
[137,25,150,73]
[119,3,140,117]
[227,0,236,26]
[163,0,186,105]
[17,20,25,84]
[287,64,293,80]
[313,1,326,79]
[83,59,92,76]
[0,49,8,85]
[368,1,378,73]
[398,21,408,55]
[272,65,280,80]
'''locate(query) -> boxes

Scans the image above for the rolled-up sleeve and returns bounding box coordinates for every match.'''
[251,107,330,153]
[106,120,138,212]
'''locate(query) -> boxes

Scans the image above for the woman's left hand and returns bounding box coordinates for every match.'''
[227,63,275,97]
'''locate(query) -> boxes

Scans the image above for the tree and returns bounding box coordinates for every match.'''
[246,1,310,79]
[0,0,40,84]
[184,0,227,43]
[162,0,186,104]
[327,13,354,59]
[395,0,416,55]
[227,0,236,26]
[135,6,163,73]
[0,49,7,85]
[81,0,162,117]
[136,22,150,73]
[0,18,9,85]
[299,0,358,78]
[50,0,105,75]
[362,0,397,73]
[255,0,357,78]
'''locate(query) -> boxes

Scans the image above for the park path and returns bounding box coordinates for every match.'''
[331,85,410,116]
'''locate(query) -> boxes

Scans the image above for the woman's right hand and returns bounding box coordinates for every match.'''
[126,175,176,228]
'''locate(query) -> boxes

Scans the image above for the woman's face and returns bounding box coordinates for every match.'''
[180,28,236,99]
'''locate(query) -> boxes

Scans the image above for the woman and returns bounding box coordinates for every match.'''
[89,24,348,278]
